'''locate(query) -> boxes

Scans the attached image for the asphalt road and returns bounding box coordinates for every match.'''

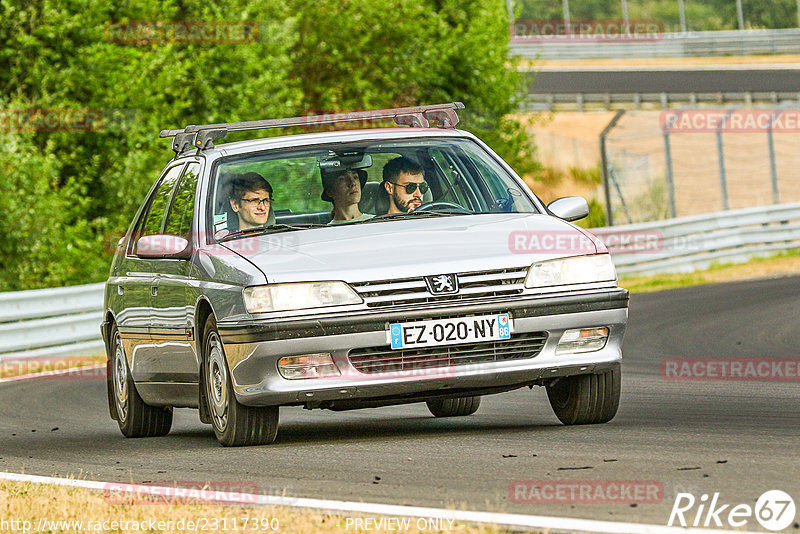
[1,276,799,530]
[528,69,800,93]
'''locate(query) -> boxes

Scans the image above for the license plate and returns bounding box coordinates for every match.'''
[387,314,512,350]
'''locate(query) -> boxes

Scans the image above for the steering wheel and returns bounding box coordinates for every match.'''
[414,201,472,214]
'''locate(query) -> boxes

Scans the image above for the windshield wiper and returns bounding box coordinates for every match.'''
[219,223,326,242]
[368,209,472,222]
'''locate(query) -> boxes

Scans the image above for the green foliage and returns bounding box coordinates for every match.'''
[568,165,602,186]
[573,197,606,229]
[1,0,538,289]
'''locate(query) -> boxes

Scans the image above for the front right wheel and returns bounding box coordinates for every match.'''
[546,368,620,425]
[426,396,481,417]
[203,315,279,447]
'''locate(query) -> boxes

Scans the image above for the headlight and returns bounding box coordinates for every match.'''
[243,282,362,313]
[524,254,617,288]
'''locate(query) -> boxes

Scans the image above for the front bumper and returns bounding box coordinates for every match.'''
[217,288,629,407]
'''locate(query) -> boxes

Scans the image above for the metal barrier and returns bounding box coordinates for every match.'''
[592,202,800,277]
[0,283,105,360]
[511,28,800,59]
[523,91,800,112]
[1,203,799,359]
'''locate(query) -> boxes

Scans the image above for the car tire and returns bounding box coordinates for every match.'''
[426,396,481,417]
[203,315,279,447]
[546,367,620,425]
[108,324,173,438]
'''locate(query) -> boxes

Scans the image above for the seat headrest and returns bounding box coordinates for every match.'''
[359,182,387,215]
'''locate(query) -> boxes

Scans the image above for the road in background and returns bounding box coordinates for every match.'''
[1,276,798,529]
[528,67,800,94]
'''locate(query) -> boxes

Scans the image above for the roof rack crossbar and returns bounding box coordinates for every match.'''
[159,102,465,139]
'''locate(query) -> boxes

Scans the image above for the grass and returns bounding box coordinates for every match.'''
[619,249,800,293]
[0,479,509,534]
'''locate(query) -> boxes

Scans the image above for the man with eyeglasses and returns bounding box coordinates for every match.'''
[382,156,429,214]
[227,172,274,231]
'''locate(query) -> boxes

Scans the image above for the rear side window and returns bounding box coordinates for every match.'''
[164,162,201,239]
[129,164,186,255]
[140,164,186,237]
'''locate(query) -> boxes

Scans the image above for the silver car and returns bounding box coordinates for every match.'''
[102,103,628,446]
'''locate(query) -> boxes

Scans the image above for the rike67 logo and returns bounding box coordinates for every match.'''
[669,490,796,531]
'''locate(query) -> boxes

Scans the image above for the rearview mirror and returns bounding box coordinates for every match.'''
[136,235,190,259]
[547,197,590,222]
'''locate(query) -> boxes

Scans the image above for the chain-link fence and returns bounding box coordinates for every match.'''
[602,109,800,225]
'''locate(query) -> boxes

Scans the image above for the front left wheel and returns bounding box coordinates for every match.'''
[203,315,279,447]
[546,367,620,425]
[108,324,173,438]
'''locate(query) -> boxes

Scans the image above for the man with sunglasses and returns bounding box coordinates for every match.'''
[227,172,274,231]
[382,156,429,214]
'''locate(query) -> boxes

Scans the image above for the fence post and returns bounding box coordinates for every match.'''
[678,0,687,33]
[736,0,745,30]
[662,131,677,219]
[505,0,514,24]
[600,110,626,226]
[715,110,734,210]
[661,111,680,219]
[768,110,783,204]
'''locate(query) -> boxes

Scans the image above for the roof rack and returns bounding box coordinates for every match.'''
[159,102,465,155]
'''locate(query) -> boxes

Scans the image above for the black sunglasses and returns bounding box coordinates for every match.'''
[390,181,429,195]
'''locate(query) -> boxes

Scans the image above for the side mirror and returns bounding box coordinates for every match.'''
[547,196,590,222]
[136,235,191,259]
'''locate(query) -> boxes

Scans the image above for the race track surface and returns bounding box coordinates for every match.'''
[528,69,800,93]
[1,276,798,529]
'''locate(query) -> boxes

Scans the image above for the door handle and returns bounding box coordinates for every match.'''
[151,286,158,297]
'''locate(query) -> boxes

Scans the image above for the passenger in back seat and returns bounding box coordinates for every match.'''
[321,167,375,225]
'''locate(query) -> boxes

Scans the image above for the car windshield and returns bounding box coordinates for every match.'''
[210,137,539,240]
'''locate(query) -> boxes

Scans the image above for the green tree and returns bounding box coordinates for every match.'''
[1,0,539,289]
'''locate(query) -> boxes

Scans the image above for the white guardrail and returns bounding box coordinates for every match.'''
[0,283,105,361]
[1,203,799,360]
[510,28,800,59]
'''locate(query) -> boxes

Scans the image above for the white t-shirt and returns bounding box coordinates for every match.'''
[328,213,375,225]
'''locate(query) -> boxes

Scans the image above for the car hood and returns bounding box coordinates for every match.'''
[221,213,600,284]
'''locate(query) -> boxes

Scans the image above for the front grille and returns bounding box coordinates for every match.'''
[348,332,548,374]
[351,267,528,308]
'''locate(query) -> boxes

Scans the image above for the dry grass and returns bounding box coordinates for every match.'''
[620,250,800,293]
[0,479,509,533]
[0,355,107,380]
